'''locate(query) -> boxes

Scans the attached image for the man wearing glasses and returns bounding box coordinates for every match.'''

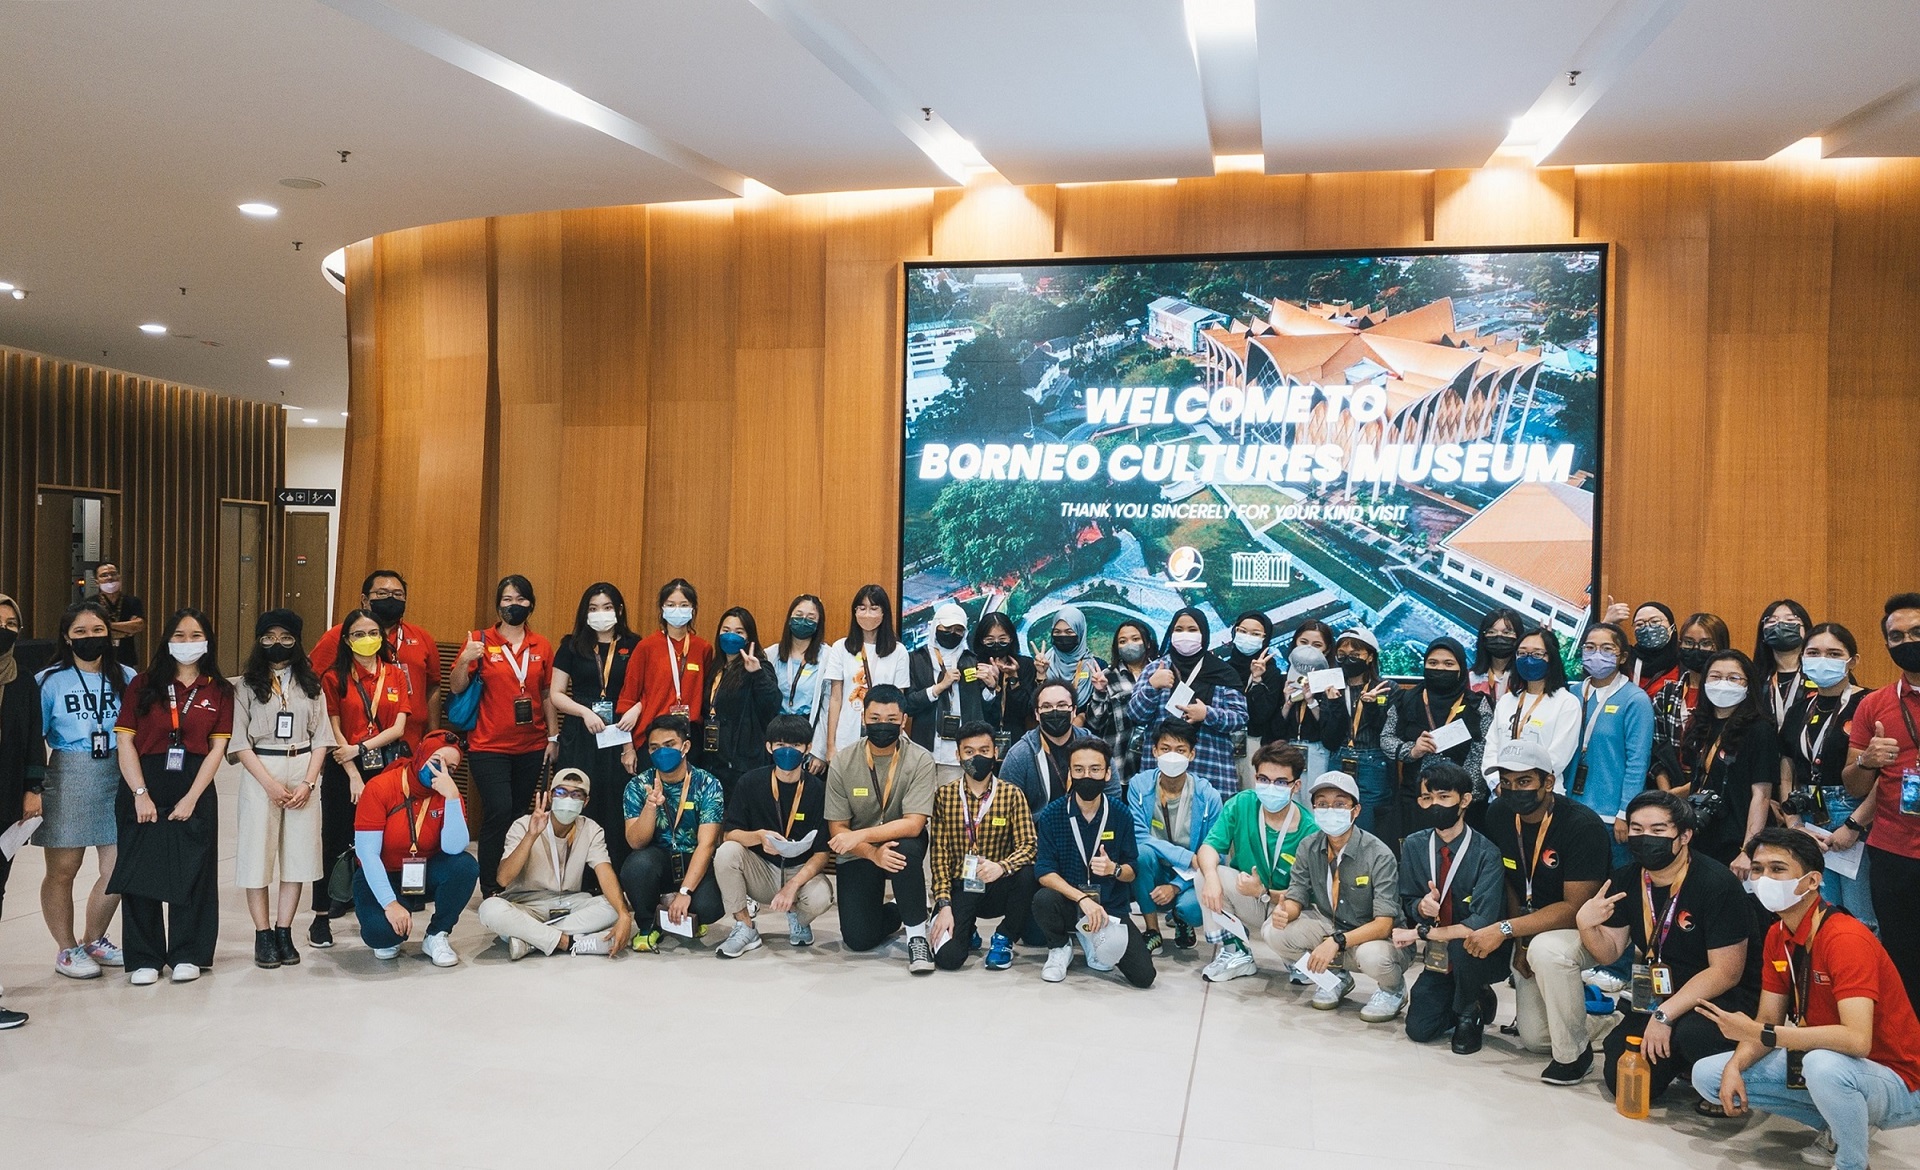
[310,569,442,753]
[478,767,635,959]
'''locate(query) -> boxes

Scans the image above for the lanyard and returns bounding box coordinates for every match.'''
[597,640,618,697]
[1640,861,1689,962]
[270,671,289,709]
[1426,691,1467,731]
[499,635,534,697]
[1771,671,1801,725]
[544,822,570,878]
[1157,781,1185,843]
[1580,677,1620,756]
[959,778,998,850]
[931,646,962,715]
[166,679,201,745]
[81,666,112,730]
[1697,722,1730,787]
[354,664,389,725]
[1257,803,1298,884]
[400,771,434,857]
[666,635,691,704]
[772,771,805,839]
[1510,690,1545,740]
[1326,846,1343,917]
[783,655,813,704]
[664,775,699,846]
[864,745,901,814]
[1784,905,1828,1025]
[1800,686,1856,771]
[1896,681,1920,758]
[1428,826,1473,923]
[1517,809,1555,907]
[1068,797,1111,883]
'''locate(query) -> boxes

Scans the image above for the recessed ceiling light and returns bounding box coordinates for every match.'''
[267,357,291,367]
[238,202,279,218]
[0,282,13,292]
[301,417,319,425]
[340,411,350,418]
[139,323,168,334]
[278,177,326,190]
[8,289,23,301]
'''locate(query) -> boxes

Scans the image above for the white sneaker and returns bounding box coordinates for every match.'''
[569,931,613,956]
[169,963,200,983]
[1202,946,1258,982]
[1583,966,1627,995]
[422,932,457,967]
[1360,988,1407,1023]
[507,938,531,962]
[1799,1129,1836,1166]
[1042,945,1073,983]
[55,946,102,980]
[1311,970,1354,1010]
[372,946,400,960]
[128,967,160,986]
[717,921,762,959]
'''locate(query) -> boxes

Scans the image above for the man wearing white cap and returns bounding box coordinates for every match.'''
[1267,770,1409,1021]
[478,768,635,960]
[905,603,985,784]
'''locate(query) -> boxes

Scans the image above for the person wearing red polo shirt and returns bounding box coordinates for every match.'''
[310,570,440,753]
[450,575,557,898]
[616,578,714,774]
[109,609,234,986]
[351,731,477,966]
[1695,828,1920,1170]
[1844,591,1920,1004]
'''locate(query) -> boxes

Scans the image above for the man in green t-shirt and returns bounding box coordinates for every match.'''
[1195,741,1317,982]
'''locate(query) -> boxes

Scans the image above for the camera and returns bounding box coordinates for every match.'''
[1688,788,1726,825]
[1781,787,1824,820]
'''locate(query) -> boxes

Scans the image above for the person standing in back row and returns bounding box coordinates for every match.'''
[905,603,985,785]
[90,562,146,669]
[313,609,413,948]
[617,579,715,773]
[309,570,440,755]
[820,585,911,760]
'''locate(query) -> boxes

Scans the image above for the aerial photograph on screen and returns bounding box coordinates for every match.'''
[900,248,1605,675]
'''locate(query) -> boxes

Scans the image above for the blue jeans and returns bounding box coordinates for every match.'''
[1133,848,1202,928]
[1818,790,1878,931]
[1693,1048,1920,1170]
[352,851,479,948]
[1345,748,1389,836]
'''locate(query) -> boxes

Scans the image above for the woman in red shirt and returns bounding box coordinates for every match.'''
[312,608,414,947]
[109,608,234,985]
[449,575,556,897]
[616,578,714,773]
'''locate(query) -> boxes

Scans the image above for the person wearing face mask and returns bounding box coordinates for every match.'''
[1694,828,1920,1170]
[1781,623,1875,930]
[819,584,912,759]
[1032,740,1154,987]
[1844,592,1920,1004]
[110,609,233,984]
[1318,627,1398,840]
[1221,611,1275,787]
[1195,743,1318,983]
[33,601,135,980]
[310,570,441,753]
[1395,762,1509,1053]
[824,686,940,971]
[620,715,726,951]
[1472,741,1615,1085]
[616,579,715,768]
[702,606,781,794]
[1469,608,1525,705]
[548,584,641,873]
[451,575,557,899]
[0,595,42,930]
[1250,620,1338,783]
[314,608,413,948]
[1754,599,1815,731]
[1268,772,1407,1021]
[89,561,145,668]
[1126,722,1222,952]
[1677,650,1779,879]
[230,610,332,969]
[767,593,828,763]
[969,611,1035,752]
[1034,604,1108,717]
[1575,791,1764,1108]
[905,602,986,784]
[1482,627,1581,794]
[1650,612,1730,775]
[350,732,476,967]
[926,722,1038,971]
[478,769,634,960]
[1003,681,1118,814]
[712,716,835,956]
[1089,619,1157,779]
[1567,624,1655,858]
[1624,602,1683,696]
[1128,608,1248,801]
[1381,638,1491,831]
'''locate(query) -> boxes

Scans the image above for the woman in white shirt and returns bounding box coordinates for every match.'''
[1482,626,1581,792]
[819,584,911,758]
[766,593,828,768]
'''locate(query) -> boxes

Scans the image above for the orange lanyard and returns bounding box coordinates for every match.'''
[864,744,901,812]
[400,772,434,857]
[772,771,803,839]
[1510,691,1545,739]
[1518,809,1555,907]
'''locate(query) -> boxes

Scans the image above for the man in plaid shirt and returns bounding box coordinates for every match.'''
[928,722,1038,971]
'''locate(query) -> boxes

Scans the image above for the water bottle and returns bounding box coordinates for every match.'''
[1616,1036,1651,1119]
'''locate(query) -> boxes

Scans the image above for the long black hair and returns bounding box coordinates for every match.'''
[495,574,536,613]
[330,608,395,699]
[776,593,826,666]
[970,611,1024,660]
[133,608,231,715]
[1803,621,1860,688]
[242,618,322,702]
[571,582,633,659]
[1683,648,1768,774]
[1471,607,1525,674]
[716,606,762,692]
[1109,618,1158,673]
[842,584,897,657]
[50,601,126,701]
[1752,598,1813,677]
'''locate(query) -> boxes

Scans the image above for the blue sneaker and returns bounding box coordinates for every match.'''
[984,932,1014,970]
[789,918,814,947]
[970,929,982,952]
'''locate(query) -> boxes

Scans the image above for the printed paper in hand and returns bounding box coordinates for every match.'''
[1306,667,1348,695]
[762,830,818,859]
[1292,951,1345,992]
[1428,719,1472,753]
[656,895,696,938]
[0,816,40,861]
[1166,681,1195,717]
[1827,839,1866,879]
[595,725,633,750]
[1211,908,1250,942]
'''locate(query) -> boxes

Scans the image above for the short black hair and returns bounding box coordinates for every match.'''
[361,569,407,594]
[1151,720,1199,750]
[1627,789,1695,832]
[495,574,535,606]
[1748,826,1825,874]
[644,713,693,744]
[1885,593,1920,636]
[1068,739,1112,765]
[1418,761,1474,796]
[956,719,997,746]
[765,714,813,746]
[863,683,905,710]
[1033,679,1076,710]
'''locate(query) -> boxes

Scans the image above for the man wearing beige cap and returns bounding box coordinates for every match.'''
[478,767,635,960]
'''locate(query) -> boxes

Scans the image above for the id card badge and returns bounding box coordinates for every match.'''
[1630,963,1659,1012]
[962,854,986,894]
[165,745,186,773]
[90,729,112,760]
[668,702,692,718]
[671,852,688,885]
[592,699,615,723]
[400,855,427,897]
[275,710,296,740]
[513,696,535,726]
[938,713,962,740]
[702,722,720,753]
[1649,963,1675,996]
[1901,769,1920,816]
[1338,748,1359,772]
[1423,939,1452,973]
[359,745,383,771]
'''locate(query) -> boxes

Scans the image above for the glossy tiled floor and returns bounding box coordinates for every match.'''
[3,769,1918,1169]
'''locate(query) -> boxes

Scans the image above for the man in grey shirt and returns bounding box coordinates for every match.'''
[1394,761,1509,1054]
[1266,771,1408,1022]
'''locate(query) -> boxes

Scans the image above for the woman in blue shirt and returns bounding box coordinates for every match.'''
[34,601,137,980]
[1567,622,1654,864]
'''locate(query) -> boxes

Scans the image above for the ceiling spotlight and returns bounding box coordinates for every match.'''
[139,322,168,334]
[283,404,301,411]
[0,282,13,292]
[267,357,291,367]
[238,202,279,218]
[340,411,350,418]
[278,177,326,189]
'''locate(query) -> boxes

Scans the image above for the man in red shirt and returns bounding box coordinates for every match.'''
[1843,591,1920,1003]
[1695,828,1920,1170]
[310,569,441,753]
[350,731,477,967]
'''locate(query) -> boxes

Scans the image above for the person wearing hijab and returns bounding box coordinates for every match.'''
[1380,636,1493,830]
[1033,604,1108,714]
[1220,611,1275,787]
[1625,602,1683,696]
[1125,608,1248,800]
[905,602,986,783]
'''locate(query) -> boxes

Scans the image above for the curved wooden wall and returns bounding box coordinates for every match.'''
[338,162,1920,681]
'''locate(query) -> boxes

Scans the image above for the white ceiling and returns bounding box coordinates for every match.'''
[0,0,1914,423]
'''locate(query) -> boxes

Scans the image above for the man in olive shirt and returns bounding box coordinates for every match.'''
[825,685,940,972]
[928,722,1038,971]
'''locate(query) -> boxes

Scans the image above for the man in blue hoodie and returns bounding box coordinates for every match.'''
[1127,721,1222,952]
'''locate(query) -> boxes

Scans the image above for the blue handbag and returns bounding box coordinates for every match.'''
[445,631,483,731]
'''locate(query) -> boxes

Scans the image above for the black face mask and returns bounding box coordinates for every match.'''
[1038,709,1074,738]
[864,722,901,748]
[962,754,997,781]
[1627,834,1679,871]
[1070,777,1106,801]
[934,628,965,650]
[0,629,15,656]
[1423,667,1462,694]
[368,597,407,626]
[1420,801,1462,831]
[1890,642,1920,673]
[1503,787,1543,815]
[1051,632,1080,653]
[786,617,819,640]
[1336,653,1369,675]
[500,603,532,626]
[262,643,297,665]
[1679,647,1714,673]
[1483,634,1518,659]
[1762,622,1804,651]
[70,635,112,663]
[983,640,1013,656]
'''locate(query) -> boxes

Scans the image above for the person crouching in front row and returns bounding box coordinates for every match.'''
[1032,739,1155,987]
[478,767,635,960]
[350,731,478,967]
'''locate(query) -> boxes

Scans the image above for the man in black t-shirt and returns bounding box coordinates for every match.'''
[1577,789,1763,1099]
[1471,740,1614,1085]
[93,561,145,668]
[711,716,834,956]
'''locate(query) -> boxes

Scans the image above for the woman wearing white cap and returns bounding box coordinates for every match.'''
[905,603,986,783]
[1319,627,1400,841]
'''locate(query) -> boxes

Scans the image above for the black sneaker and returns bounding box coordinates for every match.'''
[1172,920,1197,950]
[907,935,935,974]
[1141,929,1164,954]
[1540,1048,1594,1085]
[253,929,282,970]
[0,1006,26,1030]
[308,915,334,949]
[274,926,301,966]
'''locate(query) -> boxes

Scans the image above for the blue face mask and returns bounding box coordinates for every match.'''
[771,746,805,771]
[1514,653,1549,682]
[1253,781,1292,812]
[1802,656,1848,688]
[650,746,685,773]
[717,631,748,656]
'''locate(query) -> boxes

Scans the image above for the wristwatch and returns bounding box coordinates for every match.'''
[934,897,951,911]
[1330,931,1349,951]
[1843,817,1867,835]
[1498,920,1515,937]
[133,787,148,797]
[1761,1023,1779,1049]
[677,886,693,897]
[1651,1008,1671,1026]
[1416,923,1432,942]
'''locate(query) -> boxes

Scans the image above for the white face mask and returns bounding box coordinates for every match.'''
[1703,679,1748,709]
[586,611,617,632]
[549,795,587,825]
[1169,630,1203,656]
[168,640,208,665]
[662,605,694,629]
[1313,806,1354,837]
[98,580,121,595]
[1232,632,1265,657]
[1753,875,1812,914]
[1155,750,1191,778]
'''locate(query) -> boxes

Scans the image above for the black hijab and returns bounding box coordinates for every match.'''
[1219,610,1273,689]
[1399,636,1480,746]
[1164,607,1243,704]
[1628,601,1681,679]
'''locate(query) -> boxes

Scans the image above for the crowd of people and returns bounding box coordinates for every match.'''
[3,569,1920,1170]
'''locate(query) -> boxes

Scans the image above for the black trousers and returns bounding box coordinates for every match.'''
[619,847,724,933]
[1603,1007,1741,1097]
[1405,938,1513,1043]
[312,757,357,914]
[468,750,545,895]
[0,848,11,919]
[835,835,929,952]
[117,763,219,972]
[1870,845,1920,1006]
[1032,887,1156,987]
[934,865,1038,970]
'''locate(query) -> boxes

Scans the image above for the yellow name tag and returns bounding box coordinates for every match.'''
[1151,820,1165,830]
[681,801,694,810]
[1604,704,1619,714]
[1503,857,1519,869]
[1355,875,1370,886]
[852,788,870,797]
[992,816,1007,826]
[793,812,805,821]
[1528,718,1544,728]
[962,668,977,682]
[687,662,701,672]
[1100,830,1115,840]
[1773,959,1789,972]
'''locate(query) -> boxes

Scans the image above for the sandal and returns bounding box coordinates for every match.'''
[1694,1100,1730,1118]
